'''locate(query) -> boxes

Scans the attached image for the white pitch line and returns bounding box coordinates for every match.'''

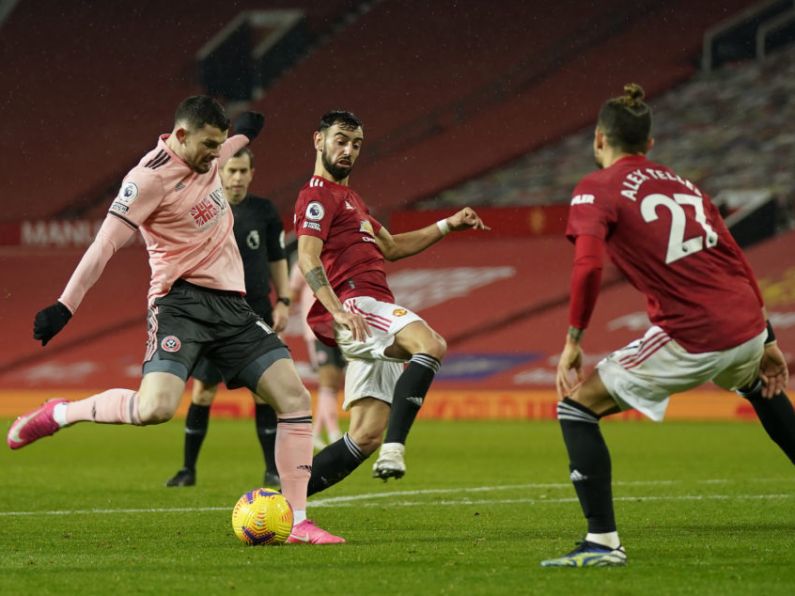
[308,479,677,506]
[0,477,792,517]
[311,493,794,508]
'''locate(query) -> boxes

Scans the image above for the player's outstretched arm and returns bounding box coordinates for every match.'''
[297,235,370,342]
[34,214,137,346]
[218,112,265,165]
[377,207,490,261]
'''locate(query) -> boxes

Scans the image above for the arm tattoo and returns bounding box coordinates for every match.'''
[567,326,584,342]
[305,266,330,293]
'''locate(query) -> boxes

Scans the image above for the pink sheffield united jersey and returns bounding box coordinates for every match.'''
[294,176,393,343]
[109,135,249,303]
[566,155,764,353]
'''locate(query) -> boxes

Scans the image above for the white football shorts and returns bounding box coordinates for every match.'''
[335,296,424,410]
[596,325,765,421]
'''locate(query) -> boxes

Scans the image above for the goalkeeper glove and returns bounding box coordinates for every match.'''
[33,301,72,346]
[233,111,265,142]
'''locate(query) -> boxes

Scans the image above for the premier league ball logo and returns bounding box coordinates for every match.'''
[306,201,325,221]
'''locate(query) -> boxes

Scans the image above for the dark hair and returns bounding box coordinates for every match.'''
[232,147,254,169]
[318,110,363,132]
[174,96,230,132]
[597,83,652,154]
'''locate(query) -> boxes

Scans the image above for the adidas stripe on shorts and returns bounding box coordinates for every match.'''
[596,325,765,421]
[336,296,423,410]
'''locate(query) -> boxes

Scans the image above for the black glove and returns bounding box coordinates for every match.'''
[33,301,72,346]
[233,111,265,142]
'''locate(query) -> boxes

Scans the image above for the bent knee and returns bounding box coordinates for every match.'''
[272,386,312,415]
[138,393,180,424]
[192,388,217,407]
[351,432,382,456]
[348,424,385,456]
[418,334,447,361]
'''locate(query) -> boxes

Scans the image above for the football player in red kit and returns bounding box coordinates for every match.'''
[294,110,488,492]
[542,84,792,567]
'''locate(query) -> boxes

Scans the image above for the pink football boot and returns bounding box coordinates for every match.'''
[7,399,67,449]
[286,520,346,545]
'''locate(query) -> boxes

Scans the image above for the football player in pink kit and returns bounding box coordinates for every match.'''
[8,96,343,545]
[541,84,793,567]
[294,111,489,493]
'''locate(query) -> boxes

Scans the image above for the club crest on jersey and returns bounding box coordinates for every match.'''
[306,201,325,221]
[393,308,408,317]
[246,230,260,250]
[161,335,181,353]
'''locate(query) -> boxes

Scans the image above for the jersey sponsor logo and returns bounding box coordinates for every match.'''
[570,194,595,205]
[246,230,260,250]
[393,308,408,317]
[161,335,181,353]
[306,201,325,221]
[303,221,321,231]
[309,177,325,188]
[344,200,355,210]
[191,197,220,228]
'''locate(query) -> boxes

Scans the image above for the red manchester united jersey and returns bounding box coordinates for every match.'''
[294,176,394,344]
[566,155,764,353]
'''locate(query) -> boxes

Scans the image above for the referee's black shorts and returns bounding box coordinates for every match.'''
[143,280,287,390]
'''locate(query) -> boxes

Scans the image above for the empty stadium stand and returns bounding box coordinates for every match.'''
[1,0,758,223]
[419,43,795,212]
[0,0,360,222]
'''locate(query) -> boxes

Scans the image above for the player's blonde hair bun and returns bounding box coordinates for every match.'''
[622,83,645,108]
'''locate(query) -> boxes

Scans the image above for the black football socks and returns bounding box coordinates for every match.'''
[255,403,279,474]
[384,353,441,444]
[307,433,365,496]
[183,403,211,471]
[739,382,795,464]
[557,398,617,534]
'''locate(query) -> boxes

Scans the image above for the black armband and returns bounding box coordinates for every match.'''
[765,320,776,345]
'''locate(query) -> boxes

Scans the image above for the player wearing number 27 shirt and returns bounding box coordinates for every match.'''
[541,84,793,569]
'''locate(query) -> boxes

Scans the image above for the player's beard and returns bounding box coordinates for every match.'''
[322,151,353,181]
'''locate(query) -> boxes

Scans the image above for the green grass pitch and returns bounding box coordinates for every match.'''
[1,418,793,595]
